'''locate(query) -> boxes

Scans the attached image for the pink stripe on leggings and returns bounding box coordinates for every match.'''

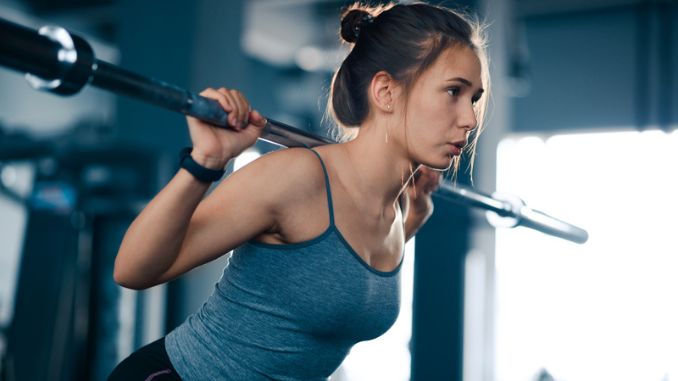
[144,369,172,381]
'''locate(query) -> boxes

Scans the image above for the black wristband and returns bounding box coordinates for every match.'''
[179,147,225,183]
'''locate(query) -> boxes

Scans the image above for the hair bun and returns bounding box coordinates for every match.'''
[340,9,374,43]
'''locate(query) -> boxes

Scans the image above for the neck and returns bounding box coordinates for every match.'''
[341,118,418,211]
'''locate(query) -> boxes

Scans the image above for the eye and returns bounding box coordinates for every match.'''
[471,95,481,105]
[447,87,461,97]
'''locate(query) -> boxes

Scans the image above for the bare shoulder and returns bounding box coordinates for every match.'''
[224,147,328,207]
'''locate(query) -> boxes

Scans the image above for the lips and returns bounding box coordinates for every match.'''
[447,140,467,156]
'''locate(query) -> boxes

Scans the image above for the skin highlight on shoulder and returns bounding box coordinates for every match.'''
[238,147,333,244]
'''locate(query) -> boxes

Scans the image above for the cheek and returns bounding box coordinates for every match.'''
[408,96,448,131]
[411,106,450,142]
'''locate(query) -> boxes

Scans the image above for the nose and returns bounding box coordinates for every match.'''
[459,102,478,132]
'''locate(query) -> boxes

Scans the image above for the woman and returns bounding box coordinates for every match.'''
[109,1,488,380]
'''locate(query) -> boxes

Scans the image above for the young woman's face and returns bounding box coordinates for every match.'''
[397,45,484,170]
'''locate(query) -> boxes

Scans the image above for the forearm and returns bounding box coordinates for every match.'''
[113,86,265,289]
[114,168,211,288]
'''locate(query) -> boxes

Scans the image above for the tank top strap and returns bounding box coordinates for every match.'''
[307,148,335,226]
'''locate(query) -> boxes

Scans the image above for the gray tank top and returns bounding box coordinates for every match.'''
[165,149,403,380]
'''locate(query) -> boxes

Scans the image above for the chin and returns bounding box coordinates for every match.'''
[421,155,454,171]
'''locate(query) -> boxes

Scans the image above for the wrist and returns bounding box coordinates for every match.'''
[179,147,227,183]
[189,150,229,169]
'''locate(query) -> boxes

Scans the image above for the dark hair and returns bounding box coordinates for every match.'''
[327,1,489,174]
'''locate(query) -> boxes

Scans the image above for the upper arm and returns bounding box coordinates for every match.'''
[156,147,322,283]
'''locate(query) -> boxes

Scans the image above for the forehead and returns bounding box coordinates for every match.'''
[421,45,483,88]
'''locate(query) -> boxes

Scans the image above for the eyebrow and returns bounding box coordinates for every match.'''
[446,77,484,93]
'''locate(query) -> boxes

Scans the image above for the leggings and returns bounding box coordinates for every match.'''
[108,337,182,381]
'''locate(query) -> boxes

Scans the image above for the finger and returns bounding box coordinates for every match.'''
[249,110,267,128]
[225,88,245,128]
[414,168,430,187]
[412,168,423,185]
[231,90,251,127]
[429,177,440,193]
[415,169,438,193]
[432,171,442,186]
[238,96,251,128]
[217,88,241,129]
[199,88,240,129]
[203,87,236,121]
[201,88,233,112]
[426,169,441,184]
[427,172,442,193]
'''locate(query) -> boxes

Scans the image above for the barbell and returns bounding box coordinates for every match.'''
[0,17,588,244]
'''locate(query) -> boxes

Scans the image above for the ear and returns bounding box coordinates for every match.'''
[369,70,398,114]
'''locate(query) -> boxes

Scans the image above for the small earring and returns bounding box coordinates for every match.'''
[386,104,391,111]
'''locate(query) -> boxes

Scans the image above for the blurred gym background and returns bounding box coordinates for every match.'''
[0,0,676,380]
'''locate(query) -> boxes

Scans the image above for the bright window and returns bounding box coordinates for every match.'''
[494,130,678,381]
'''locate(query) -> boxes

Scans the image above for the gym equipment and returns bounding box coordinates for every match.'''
[0,17,588,244]
[0,129,161,381]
